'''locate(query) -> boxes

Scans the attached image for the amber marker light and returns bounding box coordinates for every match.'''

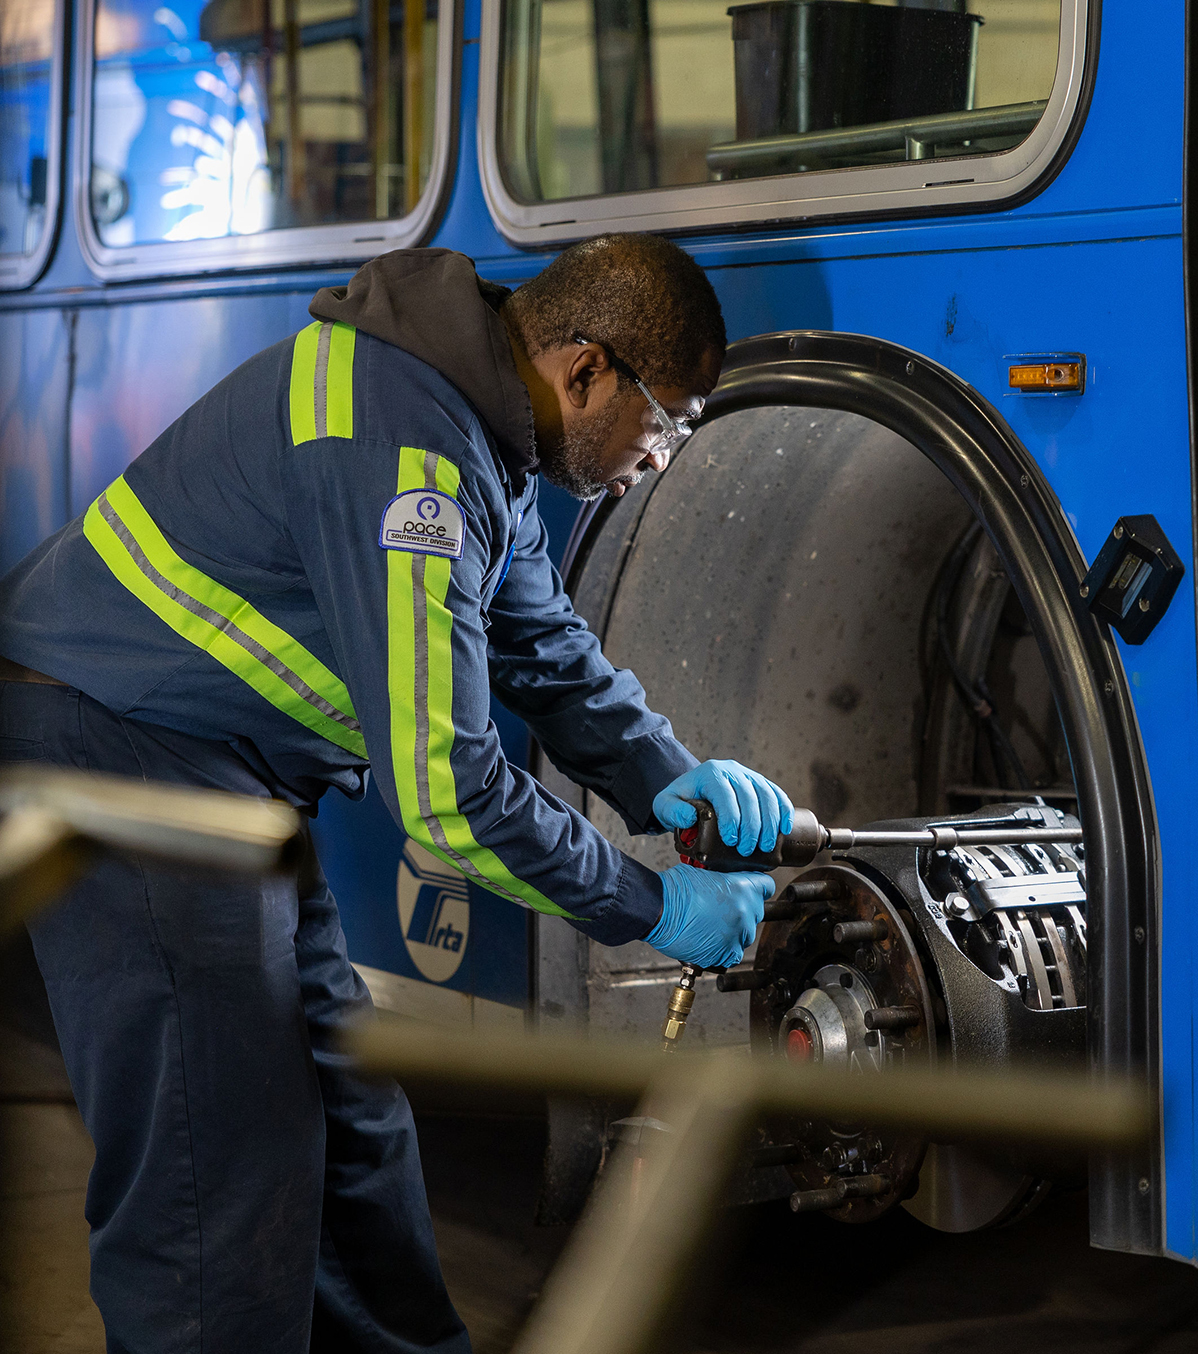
[1008,361,1084,392]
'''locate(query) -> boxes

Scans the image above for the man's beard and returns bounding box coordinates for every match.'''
[538,396,638,502]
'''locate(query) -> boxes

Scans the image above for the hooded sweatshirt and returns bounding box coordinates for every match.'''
[0,249,695,943]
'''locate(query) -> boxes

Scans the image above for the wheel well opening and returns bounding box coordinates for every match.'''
[541,331,1159,1251]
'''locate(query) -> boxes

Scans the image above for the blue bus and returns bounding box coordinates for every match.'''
[2,0,1193,1258]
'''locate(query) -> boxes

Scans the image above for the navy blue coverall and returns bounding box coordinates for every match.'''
[0,249,696,1352]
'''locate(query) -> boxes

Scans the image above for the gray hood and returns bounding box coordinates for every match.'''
[310,249,538,490]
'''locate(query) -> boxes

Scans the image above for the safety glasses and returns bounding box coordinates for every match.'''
[574,334,693,460]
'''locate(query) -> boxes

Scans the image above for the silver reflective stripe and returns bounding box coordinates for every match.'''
[97,491,362,737]
[314,321,333,439]
[408,461,525,905]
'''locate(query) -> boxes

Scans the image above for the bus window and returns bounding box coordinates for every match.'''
[90,0,440,247]
[494,0,1071,227]
[0,0,57,270]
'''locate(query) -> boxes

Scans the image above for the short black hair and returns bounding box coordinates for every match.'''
[503,233,726,389]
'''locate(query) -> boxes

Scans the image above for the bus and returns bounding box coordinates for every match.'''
[1,0,1193,1259]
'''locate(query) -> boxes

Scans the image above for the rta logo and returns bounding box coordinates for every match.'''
[397,841,470,983]
[409,887,464,953]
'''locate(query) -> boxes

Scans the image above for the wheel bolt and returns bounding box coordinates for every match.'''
[832,919,888,944]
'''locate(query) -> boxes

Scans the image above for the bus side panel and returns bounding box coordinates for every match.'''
[0,309,72,572]
[68,293,315,515]
[310,774,531,1022]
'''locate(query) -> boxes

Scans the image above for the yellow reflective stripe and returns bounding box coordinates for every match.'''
[387,447,574,918]
[389,448,430,852]
[83,476,367,760]
[433,455,460,498]
[105,477,359,722]
[325,322,356,439]
[289,322,321,445]
[289,320,356,444]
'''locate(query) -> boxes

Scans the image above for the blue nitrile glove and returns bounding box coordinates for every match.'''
[647,864,775,970]
[653,759,796,856]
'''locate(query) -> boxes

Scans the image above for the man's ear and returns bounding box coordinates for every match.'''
[563,342,614,410]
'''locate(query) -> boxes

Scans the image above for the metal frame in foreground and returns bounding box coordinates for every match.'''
[349,1022,1149,1354]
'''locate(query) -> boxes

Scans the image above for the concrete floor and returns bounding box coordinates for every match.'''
[7,1096,1198,1354]
[1,1100,106,1352]
[422,1117,1198,1354]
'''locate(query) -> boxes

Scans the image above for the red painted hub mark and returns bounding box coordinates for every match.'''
[786,1027,815,1062]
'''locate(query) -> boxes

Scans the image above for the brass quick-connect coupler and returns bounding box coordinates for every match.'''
[660,963,702,1052]
[661,985,696,1045]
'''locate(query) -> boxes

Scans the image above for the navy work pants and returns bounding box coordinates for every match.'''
[1,681,470,1354]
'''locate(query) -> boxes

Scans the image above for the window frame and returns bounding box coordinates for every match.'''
[479,0,1095,244]
[73,0,458,281]
[0,0,67,290]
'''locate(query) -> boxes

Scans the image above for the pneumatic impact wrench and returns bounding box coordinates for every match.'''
[657,798,1083,1052]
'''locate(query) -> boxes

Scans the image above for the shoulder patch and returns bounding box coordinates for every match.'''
[379,489,466,559]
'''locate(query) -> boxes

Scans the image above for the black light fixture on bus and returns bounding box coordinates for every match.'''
[1080,515,1185,644]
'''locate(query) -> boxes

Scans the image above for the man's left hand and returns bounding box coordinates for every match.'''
[653,759,795,856]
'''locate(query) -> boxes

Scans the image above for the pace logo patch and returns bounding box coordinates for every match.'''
[379,488,466,559]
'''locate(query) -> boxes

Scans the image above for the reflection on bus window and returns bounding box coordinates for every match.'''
[91,0,439,247]
[499,0,1062,203]
[0,0,55,258]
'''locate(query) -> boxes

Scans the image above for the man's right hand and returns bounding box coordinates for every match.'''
[646,863,774,970]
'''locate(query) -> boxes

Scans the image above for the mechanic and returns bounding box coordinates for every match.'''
[0,234,789,1353]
